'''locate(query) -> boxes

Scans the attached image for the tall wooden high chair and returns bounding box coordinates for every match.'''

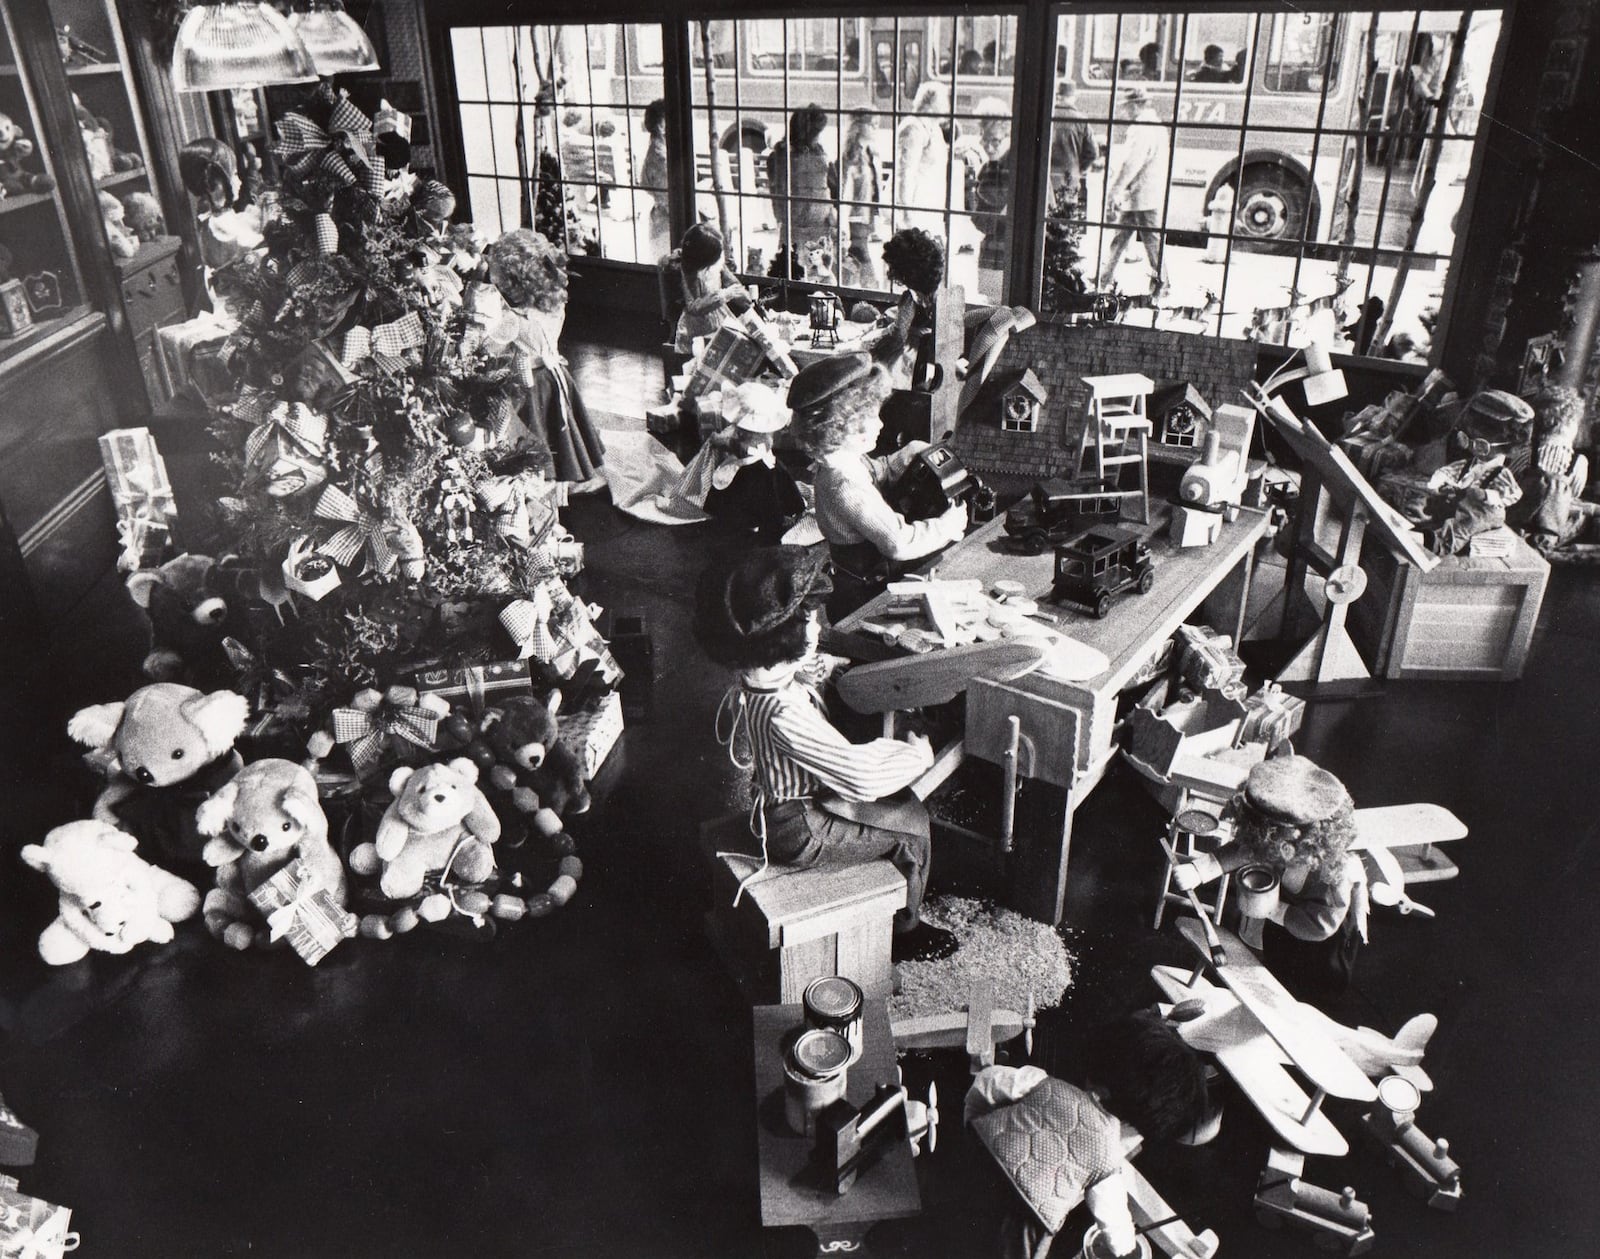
[1078,373,1155,524]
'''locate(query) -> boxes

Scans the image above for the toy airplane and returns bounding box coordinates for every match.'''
[890,986,1035,1072]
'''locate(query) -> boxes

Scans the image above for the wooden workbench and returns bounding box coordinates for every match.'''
[832,508,1271,924]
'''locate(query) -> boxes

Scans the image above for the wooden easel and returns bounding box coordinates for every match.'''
[1253,395,1438,689]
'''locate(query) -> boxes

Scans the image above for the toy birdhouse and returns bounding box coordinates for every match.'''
[998,368,1047,433]
[1151,381,1212,451]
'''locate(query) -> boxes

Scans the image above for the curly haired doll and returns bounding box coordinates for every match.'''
[786,352,965,615]
[485,228,606,487]
[1176,755,1368,993]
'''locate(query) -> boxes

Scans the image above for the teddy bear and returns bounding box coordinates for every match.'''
[121,191,166,244]
[348,757,502,902]
[68,683,251,869]
[98,191,138,260]
[480,692,591,821]
[125,553,248,690]
[194,758,347,951]
[20,820,202,965]
[0,111,54,196]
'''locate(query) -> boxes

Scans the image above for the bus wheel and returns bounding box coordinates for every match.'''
[1235,165,1309,250]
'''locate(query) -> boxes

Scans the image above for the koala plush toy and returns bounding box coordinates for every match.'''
[68,683,250,868]
[196,758,347,951]
[348,757,501,901]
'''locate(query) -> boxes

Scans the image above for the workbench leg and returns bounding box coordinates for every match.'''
[1006,783,1079,925]
[1233,545,1257,647]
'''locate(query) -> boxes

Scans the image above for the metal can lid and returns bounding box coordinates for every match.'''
[803,976,863,1023]
[790,1028,852,1078]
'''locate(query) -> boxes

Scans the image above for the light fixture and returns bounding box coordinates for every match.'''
[289,1,380,76]
[171,2,317,93]
[1249,343,1349,415]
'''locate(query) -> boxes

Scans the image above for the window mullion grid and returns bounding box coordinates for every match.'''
[1285,11,1344,341]
[1213,13,1265,343]
[1361,10,1426,343]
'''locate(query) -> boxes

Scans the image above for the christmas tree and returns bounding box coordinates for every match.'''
[1040,189,1091,315]
[201,85,614,777]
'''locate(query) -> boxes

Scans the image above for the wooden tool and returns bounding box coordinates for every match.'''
[836,639,1046,714]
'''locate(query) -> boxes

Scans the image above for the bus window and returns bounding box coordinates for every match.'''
[745,18,860,75]
[689,20,735,70]
[1264,11,1344,93]
[1179,11,1253,86]
[1084,14,1171,84]
[928,15,1017,79]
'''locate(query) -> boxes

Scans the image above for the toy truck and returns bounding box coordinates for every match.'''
[1004,479,1124,554]
[1051,526,1155,618]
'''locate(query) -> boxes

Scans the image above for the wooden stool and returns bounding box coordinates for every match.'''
[702,816,907,1004]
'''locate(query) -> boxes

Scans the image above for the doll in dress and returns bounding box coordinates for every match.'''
[484,229,607,489]
[657,380,804,542]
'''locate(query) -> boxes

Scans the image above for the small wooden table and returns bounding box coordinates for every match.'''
[753,1001,920,1256]
[831,509,1271,924]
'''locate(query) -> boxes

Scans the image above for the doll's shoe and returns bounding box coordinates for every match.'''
[892,922,959,964]
[0,1096,38,1166]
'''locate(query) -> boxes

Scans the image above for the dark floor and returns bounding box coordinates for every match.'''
[1,317,1597,1258]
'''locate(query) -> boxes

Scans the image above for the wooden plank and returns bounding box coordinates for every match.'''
[835,917,896,1000]
[966,987,997,1061]
[1175,919,1376,1103]
[717,856,907,949]
[1352,804,1467,851]
[909,738,965,801]
[966,679,1082,790]
[836,640,1046,713]
[1123,1160,1221,1259]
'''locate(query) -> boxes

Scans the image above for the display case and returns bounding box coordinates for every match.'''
[0,0,190,638]
[0,4,91,365]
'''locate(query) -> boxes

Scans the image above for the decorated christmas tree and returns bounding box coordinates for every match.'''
[1040,189,1091,315]
[199,84,615,783]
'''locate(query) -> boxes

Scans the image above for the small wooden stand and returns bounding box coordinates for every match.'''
[1079,373,1155,524]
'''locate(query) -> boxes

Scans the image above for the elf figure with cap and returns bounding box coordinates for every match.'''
[657,380,804,542]
[696,546,957,963]
[1175,755,1369,994]
[788,352,967,615]
[1423,389,1531,555]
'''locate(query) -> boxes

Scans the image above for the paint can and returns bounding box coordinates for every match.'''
[1237,863,1282,918]
[803,976,864,1065]
[783,1028,852,1136]
[1079,1224,1151,1259]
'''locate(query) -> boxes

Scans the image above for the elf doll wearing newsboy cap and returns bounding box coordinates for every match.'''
[697,545,956,962]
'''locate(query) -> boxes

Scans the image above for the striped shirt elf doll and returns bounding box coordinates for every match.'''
[695,545,956,963]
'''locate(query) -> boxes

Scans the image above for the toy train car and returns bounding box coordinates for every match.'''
[1362,1108,1464,1211]
[1254,1174,1376,1256]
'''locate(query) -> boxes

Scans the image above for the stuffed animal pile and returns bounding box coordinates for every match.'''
[25,664,599,964]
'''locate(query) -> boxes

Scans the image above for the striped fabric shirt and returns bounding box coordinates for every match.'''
[725,667,931,805]
[813,445,963,562]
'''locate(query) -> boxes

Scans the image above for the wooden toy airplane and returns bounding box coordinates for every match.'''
[1348,803,1467,907]
[890,985,1036,1072]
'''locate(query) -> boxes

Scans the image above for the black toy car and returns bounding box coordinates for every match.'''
[1005,479,1124,554]
[1051,525,1155,618]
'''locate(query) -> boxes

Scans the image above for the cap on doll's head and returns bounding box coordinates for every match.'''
[694,546,833,670]
[1459,390,1534,446]
[787,352,875,415]
[1242,755,1351,827]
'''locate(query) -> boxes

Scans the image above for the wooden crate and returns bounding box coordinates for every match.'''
[1350,533,1549,680]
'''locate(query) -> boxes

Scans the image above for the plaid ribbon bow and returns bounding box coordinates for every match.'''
[314,484,395,573]
[271,94,387,195]
[245,401,327,467]
[341,312,426,369]
[499,589,559,663]
[330,698,440,775]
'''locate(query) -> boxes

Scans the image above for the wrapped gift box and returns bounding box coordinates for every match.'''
[558,690,624,778]
[1237,681,1305,749]
[683,326,766,400]
[0,1179,78,1259]
[413,659,534,706]
[98,427,177,571]
[247,858,358,966]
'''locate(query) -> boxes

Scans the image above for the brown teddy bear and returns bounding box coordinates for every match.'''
[195,758,347,950]
[68,683,250,868]
[348,757,501,901]
[125,553,248,690]
[480,692,591,822]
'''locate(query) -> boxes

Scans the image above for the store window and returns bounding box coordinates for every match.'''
[687,14,1019,303]
[450,23,668,264]
[1043,6,1503,362]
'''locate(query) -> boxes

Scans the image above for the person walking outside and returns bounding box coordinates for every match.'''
[1097,85,1170,295]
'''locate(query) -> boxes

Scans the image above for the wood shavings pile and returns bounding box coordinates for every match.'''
[892,895,1073,1020]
